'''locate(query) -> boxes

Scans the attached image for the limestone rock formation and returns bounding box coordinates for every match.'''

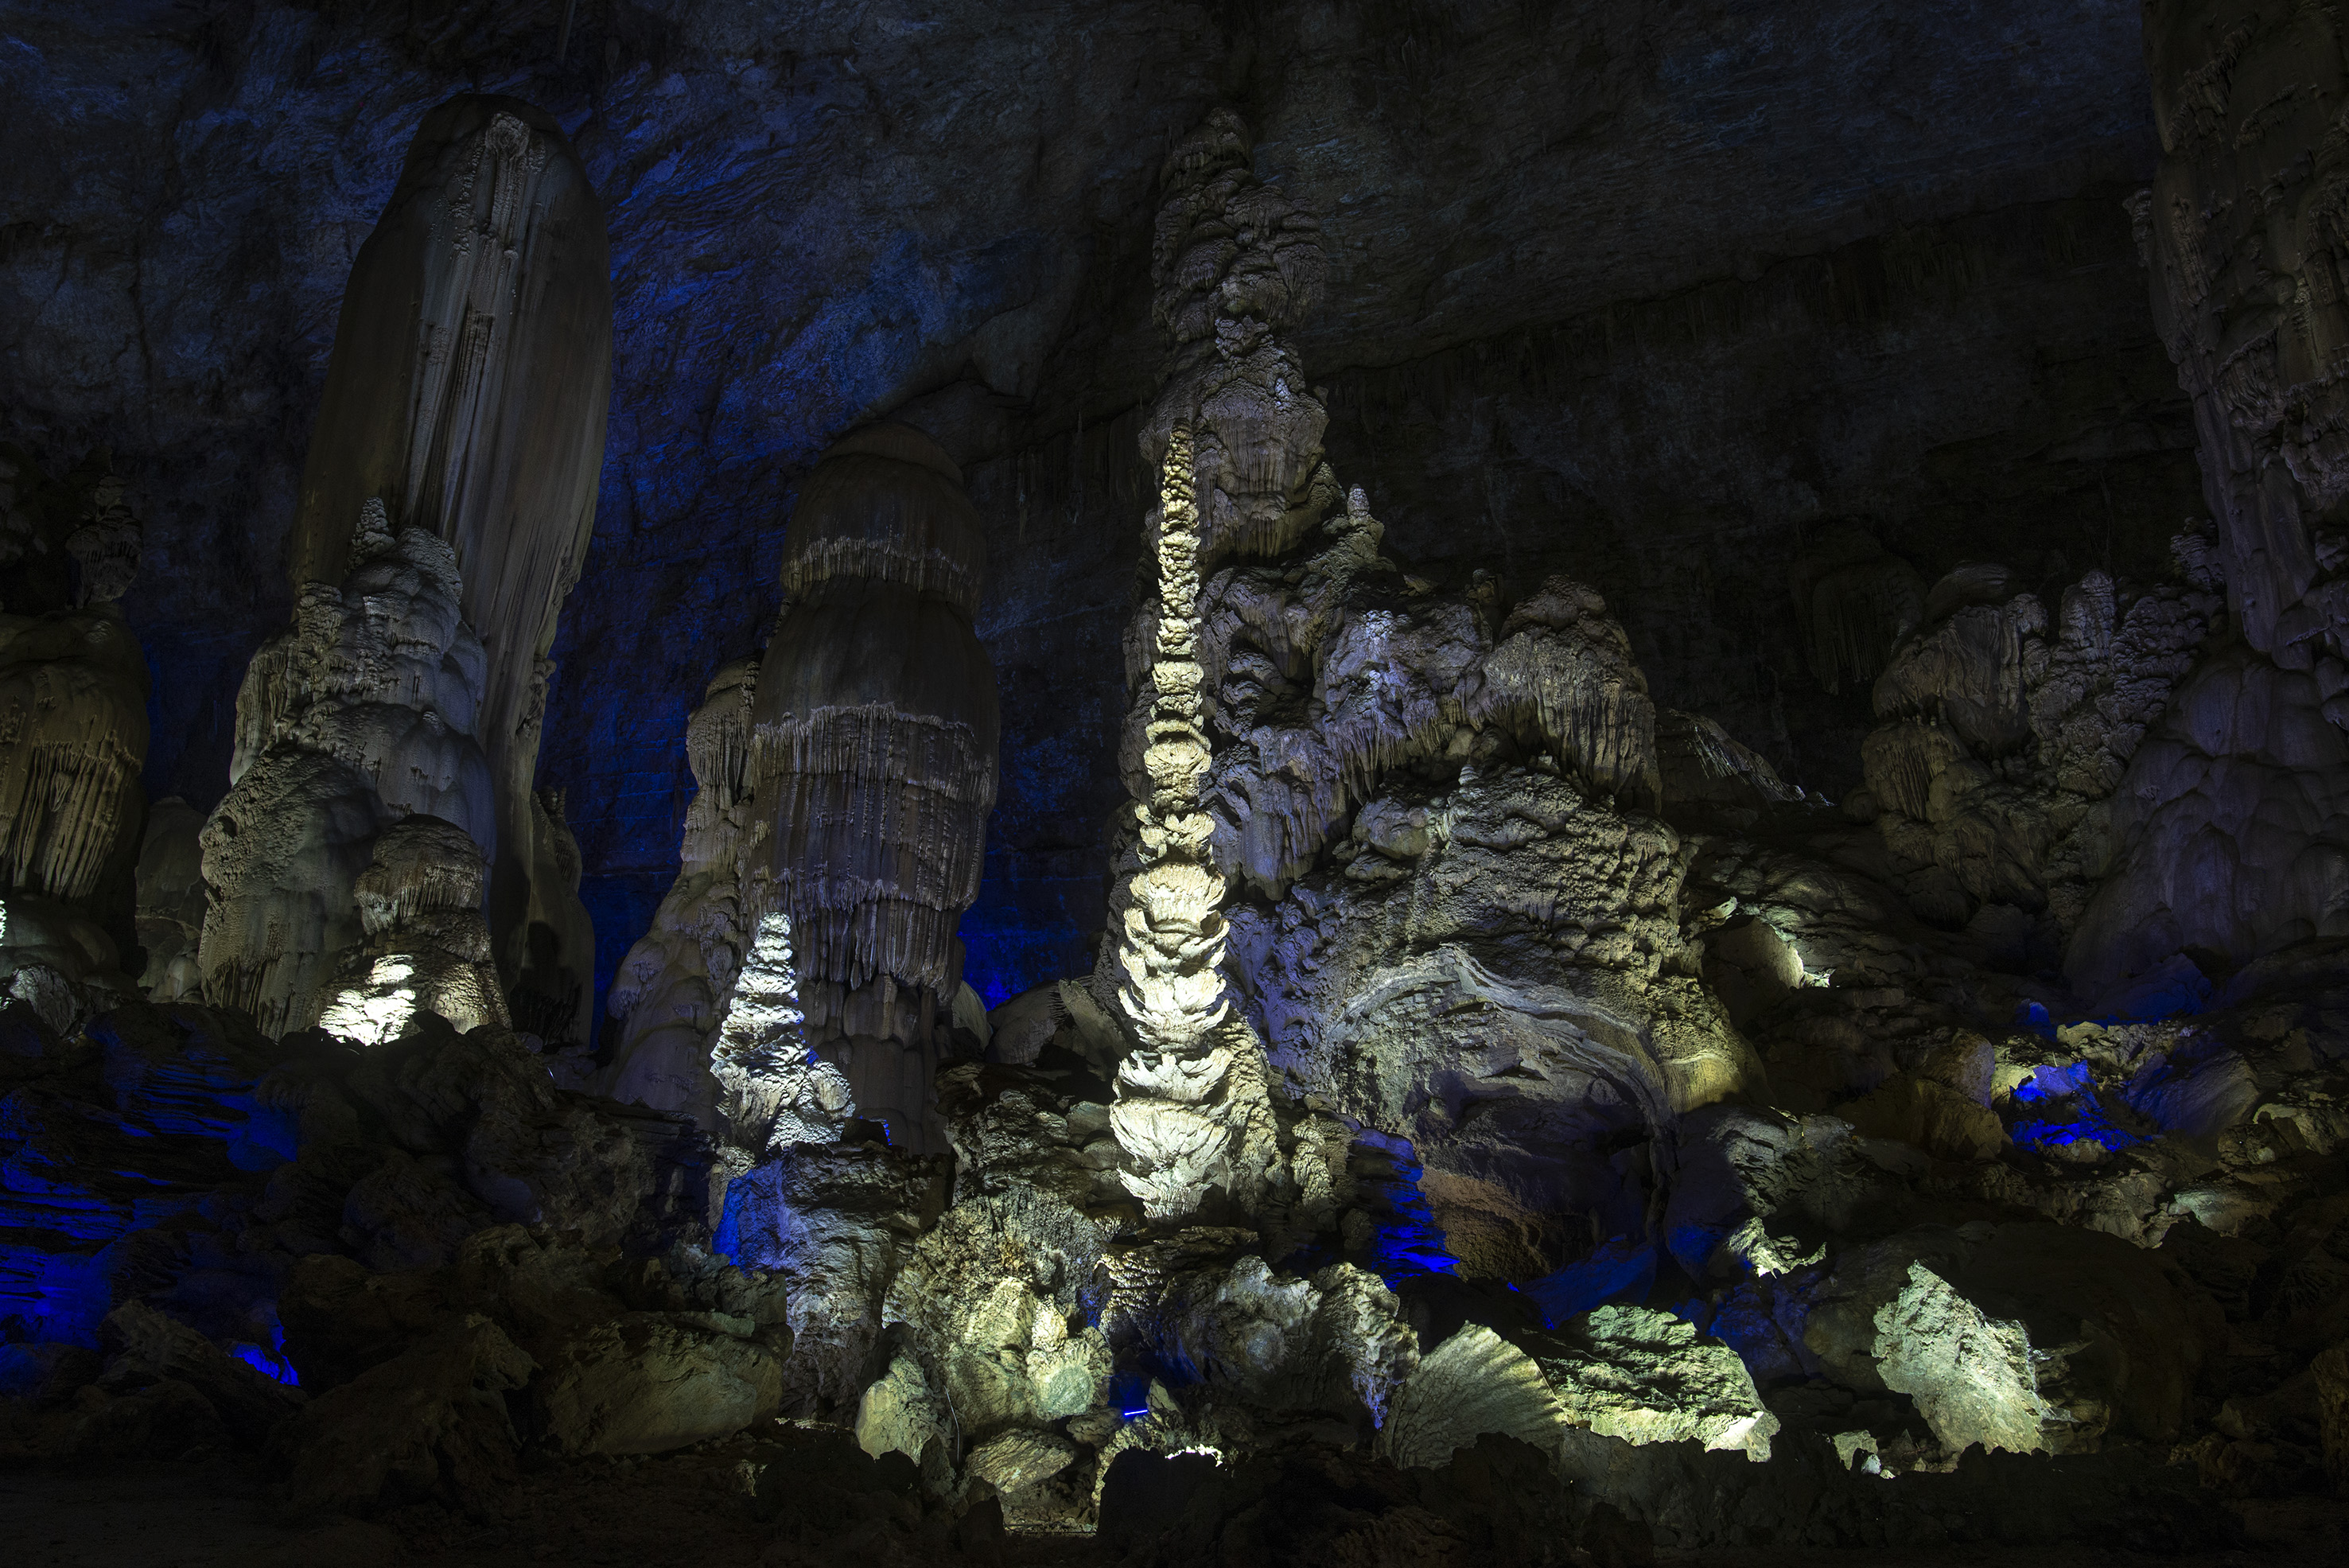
[231,94,610,1045]
[1850,561,2215,975]
[2093,6,2349,1001]
[604,657,763,1124]
[315,816,511,1048]
[199,510,488,1036]
[131,797,205,1002]
[1377,1324,1567,1471]
[1535,1304,1779,1461]
[750,422,1000,1150]
[0,450,150,1032]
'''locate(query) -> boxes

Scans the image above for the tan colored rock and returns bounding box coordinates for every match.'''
[1534,1304,1778,1461]
[1379,1324,1566,1471]
[535,1313,782,1456]
[282,1314,537,1513]
[1841,1074,2006,1162]
[965,1427,1079,1492]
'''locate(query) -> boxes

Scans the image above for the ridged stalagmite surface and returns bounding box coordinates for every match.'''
[602,658,764,1127]
[200,511,490,1036]
[0,459,148,918]
[751,423,999,1150]
[279,93,611,1045]
[1,453,151,1036]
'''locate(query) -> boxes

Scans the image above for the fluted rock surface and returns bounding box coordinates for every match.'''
[0,452,150,1025]
[750,423,999,1150]
[275,94,610,1045]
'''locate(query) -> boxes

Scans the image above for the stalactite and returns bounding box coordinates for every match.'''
[750,422,998,1152]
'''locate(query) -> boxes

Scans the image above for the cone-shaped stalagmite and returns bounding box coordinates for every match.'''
[752,424,998,1150]
[201,95,609,1041]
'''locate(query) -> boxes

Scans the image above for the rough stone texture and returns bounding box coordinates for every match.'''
[196,512,488,1037]
[752,424,999,1148]
[1378,1323,1566,1473]
[0,2,2196,1014]
[282,93,610,1046]
[1534,1303,1779,1461]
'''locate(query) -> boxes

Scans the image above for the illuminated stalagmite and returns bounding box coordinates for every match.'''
[197,95,609,1042]
[1108,428,1278,1220]
[749,424,998,1150]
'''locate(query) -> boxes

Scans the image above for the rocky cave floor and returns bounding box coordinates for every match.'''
[4,1438,2343,1568]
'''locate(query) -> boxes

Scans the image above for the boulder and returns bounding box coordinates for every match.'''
[282,1313,537,1514]
[1534,1304,1779,1461]
[535,1312,783,1456]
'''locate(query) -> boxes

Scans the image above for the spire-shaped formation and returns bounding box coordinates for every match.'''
[1109,428,1261,1220]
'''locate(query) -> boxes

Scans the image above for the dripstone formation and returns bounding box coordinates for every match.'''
[604,423,1000,1154]
[197,95,609,1051]
[0,451,148,1037]
[11,19,2349,1562]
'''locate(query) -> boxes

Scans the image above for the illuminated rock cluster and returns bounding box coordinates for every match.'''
[196,96,608,1049]
[15,14,2349,1558]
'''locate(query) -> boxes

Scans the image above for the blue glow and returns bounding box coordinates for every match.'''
[1518,1237,1655,1328]
[2013,1001,2055,1041]
[2011,1111,2144,1153]
[2013,1061,2094,1103]
[1358,1147,1459,1286]
[231,1340,300,1386]
[2008,1060,2147,1152]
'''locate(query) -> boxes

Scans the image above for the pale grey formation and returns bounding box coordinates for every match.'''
[197,508,489,1037]
[603,656,762,1126]
[751,422,1000,1153]
[273,95,611,1047]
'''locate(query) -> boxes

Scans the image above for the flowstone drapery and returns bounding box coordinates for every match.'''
[0,452,150,1034]
[195,95,609,1047]
[605,424,998,1155]
[748,423,1000,1152]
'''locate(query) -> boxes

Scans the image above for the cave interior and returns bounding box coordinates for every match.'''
[3,2,2349,1563]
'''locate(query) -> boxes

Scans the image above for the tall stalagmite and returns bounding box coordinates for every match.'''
[750,423,999,1151]
[200,95,609,1041]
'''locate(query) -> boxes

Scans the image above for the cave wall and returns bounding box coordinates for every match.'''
[0,0,2198,1023]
